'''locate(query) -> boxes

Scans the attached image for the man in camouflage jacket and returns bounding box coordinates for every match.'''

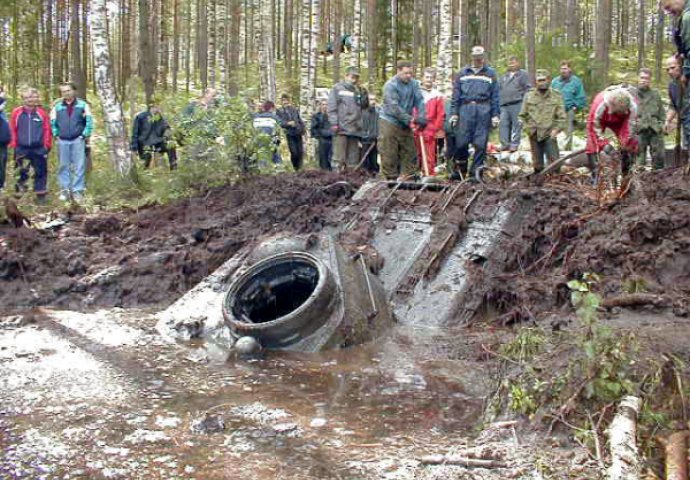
[519,70,566,173]
[634,68,665,169]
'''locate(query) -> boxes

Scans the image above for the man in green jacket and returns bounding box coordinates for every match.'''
[520,70,566,173]
[635,68,665,169]
[551,60,587,150]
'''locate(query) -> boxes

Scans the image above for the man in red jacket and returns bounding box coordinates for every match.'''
[586,85,638,179]
[414,68,445,176]
[9,88,52,203]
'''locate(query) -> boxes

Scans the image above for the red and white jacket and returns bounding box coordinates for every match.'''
[585,87,638,154]
[417,88,445,139]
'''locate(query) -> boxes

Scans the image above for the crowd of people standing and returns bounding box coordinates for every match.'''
[4,14,690,205]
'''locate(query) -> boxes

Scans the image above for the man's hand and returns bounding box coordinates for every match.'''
[287,120,296,126]
[550,128,560,138]
[449,115,458,127]
[331,125,340,133]
[414,117,428,128]
[491,116,499,128]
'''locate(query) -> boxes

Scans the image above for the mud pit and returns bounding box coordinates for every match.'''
[2,169,690,478]
[0,171,363,310]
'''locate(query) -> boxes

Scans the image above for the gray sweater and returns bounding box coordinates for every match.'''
[380,76,426,129]
[498,69,531,106]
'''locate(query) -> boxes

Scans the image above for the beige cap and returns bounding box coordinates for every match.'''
[471,46,485,57]
[535,69,549,81]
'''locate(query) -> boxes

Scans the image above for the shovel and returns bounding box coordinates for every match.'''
[419,135,433,180]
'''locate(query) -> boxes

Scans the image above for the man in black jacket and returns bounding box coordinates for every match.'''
[131,100,177,170]
[276,94,306,171]
[360,93,380,173]
[310,99,333,170]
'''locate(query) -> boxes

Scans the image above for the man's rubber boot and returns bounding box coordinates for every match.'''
[470,166,484,184]
[449,170,462,181]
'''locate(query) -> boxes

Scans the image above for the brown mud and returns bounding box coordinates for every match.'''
[2,169,690,478]
[0,171,367,311]
[467,170,690,324]
[2,169,689,323]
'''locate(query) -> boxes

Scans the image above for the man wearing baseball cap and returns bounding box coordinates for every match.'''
[327,66,369,169]
[519,69,566,173]
[448,45,500,182]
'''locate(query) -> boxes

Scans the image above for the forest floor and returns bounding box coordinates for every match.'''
[1,168,689,478]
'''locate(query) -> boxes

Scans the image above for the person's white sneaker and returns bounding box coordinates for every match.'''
[58,192,70,202]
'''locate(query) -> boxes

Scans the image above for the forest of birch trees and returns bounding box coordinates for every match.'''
[0,0,671,121]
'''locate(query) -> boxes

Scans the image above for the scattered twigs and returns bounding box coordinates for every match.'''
[587,411,605,469]
[422,230,456,279]
[463,190,482,215]
[373,181,403,222]
[418,455,509,469]
[480,344,522,366]
[435,184,462,214]
[607,395,641,480]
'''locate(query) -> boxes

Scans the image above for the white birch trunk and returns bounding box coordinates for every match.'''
[351,0,361,68]
[607,396,641,480]
[299,0,319,119]
[218,0,227,92]
[437,0,453,96]
[257,0,277,100]
[239,1,246,66]
[91,0,131,175]
[208,0,217,87]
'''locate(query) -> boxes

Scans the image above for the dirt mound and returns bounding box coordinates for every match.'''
[466,170,690,324]
[0,171,366,311]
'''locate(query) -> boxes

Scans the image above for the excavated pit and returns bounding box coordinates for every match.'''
[2,169,690,479]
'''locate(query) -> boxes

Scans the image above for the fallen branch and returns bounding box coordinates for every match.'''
[607,395,641,480]
[657,431,689,480]
[419,455,509,469]
[601,294,670,310]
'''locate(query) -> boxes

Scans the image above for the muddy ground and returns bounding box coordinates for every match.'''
[0,171,365,310]
[3,169,688,319]
[2,168,690,478]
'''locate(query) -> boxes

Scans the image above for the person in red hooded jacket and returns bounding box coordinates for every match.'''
[586,85,638,179]
[9,88,52,203]
[414,68,445,176]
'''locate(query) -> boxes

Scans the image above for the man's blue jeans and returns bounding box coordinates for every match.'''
[58,137,86,194]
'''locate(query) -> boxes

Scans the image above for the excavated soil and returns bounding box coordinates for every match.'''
[2,169,689,322]
[2,169,690,478]
[0,171,366,311]
[463,170,690,324]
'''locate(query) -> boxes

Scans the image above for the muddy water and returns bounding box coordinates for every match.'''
[0,309,492,479]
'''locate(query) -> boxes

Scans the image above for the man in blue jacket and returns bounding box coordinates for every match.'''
[0,87,9,192]
[378,61,427,180]
[50,82,93,202]
[310,99,334,170]
[661,0,690,77]
[449,46,500,182]
[551,61,587,150]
